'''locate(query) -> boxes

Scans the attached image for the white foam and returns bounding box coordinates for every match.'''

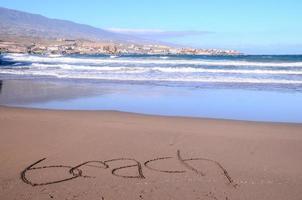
[2,69,302,84]
[152,67,302,75]
[2,53,302,85]
[4,54,302,67]
[29,63,302,75]
[30,63,148,73]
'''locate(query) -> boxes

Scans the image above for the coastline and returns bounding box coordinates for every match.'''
[1,106,302,200]
[0,37,241,56]
[1,104,302,125]
[1,78,302,123]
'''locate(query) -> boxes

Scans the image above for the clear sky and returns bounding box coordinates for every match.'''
[1,0,302,54]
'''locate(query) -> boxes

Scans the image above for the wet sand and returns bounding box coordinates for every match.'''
[0,106,302,200]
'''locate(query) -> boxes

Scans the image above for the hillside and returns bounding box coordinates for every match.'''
[0,7,141,43]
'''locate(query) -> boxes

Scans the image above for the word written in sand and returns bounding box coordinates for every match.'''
[21,150,237,187]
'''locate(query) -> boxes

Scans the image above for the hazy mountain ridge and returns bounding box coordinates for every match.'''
[0,7,144,43]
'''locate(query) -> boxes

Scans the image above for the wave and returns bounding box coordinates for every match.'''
[160,56,169,59]
[29,63,147,73]
[2,69,302,84]
[2,53,302,86]
[4,54,302,67]
[25,63,302,75]
[151,67,302,75]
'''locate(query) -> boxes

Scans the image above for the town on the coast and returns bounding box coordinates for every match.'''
[0,38,241,55]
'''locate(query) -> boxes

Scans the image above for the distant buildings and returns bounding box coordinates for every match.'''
[0,38,241,55]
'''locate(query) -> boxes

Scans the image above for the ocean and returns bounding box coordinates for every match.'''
[1,53,302,122]
[1,53,302,89]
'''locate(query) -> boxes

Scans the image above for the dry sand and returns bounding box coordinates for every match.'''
[0,106,302,200]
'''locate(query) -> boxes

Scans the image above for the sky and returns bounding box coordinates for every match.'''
[0,0,302,54]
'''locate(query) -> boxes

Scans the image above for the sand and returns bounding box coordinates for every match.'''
[0,106,302,200]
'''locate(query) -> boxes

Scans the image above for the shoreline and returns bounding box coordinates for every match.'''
[1,106,302,200]
[1,105,302,126]
[1,79,301,124]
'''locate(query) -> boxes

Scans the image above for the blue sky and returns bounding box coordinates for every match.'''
[1,0,302,54]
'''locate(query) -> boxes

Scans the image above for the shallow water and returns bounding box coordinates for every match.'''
[1,53,302,123]
[0,79,301,123]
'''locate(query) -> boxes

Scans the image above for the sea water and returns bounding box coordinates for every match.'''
[0,53,302,122]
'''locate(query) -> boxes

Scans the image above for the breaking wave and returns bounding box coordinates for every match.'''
[3,53,302,67]
[1,53,302,86]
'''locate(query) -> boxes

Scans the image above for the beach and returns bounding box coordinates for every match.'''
[1,1,302,199]
[1,106,302,200]
[1,54,302,199]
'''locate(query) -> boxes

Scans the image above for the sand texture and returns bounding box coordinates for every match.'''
[0,106,302,200]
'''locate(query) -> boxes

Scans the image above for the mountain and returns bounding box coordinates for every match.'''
[0,7,144,43]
